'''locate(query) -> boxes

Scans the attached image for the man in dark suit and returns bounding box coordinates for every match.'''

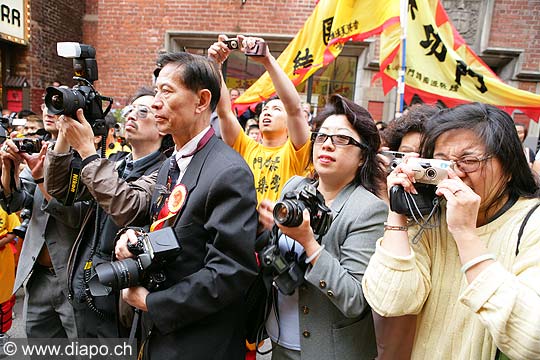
[46,52,259,359]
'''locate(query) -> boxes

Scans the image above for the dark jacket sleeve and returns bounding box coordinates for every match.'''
[145,162,259,333]
[46,149,155,227]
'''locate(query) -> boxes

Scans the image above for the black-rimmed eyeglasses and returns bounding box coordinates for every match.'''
[121,105,155,119]
[311,132,367,149]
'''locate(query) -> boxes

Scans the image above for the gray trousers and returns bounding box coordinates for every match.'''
[23,270,77,338]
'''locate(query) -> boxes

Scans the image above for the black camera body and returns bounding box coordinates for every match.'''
[273,184,333,236]
[260,243,306,296]
[259,183,333,295]
[224,38,240,50]
[389,184,440,217]
[12,137,42,154]
[44,42,112,137]
[11,208,31,239]
[90,227,181,295]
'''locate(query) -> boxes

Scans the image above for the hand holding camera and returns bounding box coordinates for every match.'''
[56,108,100,159]
[387,156,451,218]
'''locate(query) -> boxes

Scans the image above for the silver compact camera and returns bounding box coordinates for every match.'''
[388,155,452,185]
[408,158,452,185]
[380,151,407,174]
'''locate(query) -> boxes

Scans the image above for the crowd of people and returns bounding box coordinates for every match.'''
[0,35,539,360]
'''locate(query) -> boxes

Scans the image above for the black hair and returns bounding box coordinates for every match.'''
[311,94,384,196]
[154,52,221,112]
[421,103,540,210]
[382,103,439,151]
[514,122,528,139]
[18,109,37,118]
[129,86,155,105]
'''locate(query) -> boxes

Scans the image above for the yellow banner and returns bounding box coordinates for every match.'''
[235,0,400,113]
[380,0,540,121]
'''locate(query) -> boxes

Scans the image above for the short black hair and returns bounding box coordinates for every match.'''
[154,52,221,112]
[129,86,155,105]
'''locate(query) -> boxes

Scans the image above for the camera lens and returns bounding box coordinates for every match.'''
[273,200,304,227]
[51,94,63,109]
[44,86,85,117]
[94,258,141,291]
[425,168,437,180]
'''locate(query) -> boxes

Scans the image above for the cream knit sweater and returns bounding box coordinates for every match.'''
[363,198,540,360]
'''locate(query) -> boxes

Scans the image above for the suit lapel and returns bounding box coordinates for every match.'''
[329,182,356,221]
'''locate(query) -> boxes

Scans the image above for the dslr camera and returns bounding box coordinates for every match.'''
[89,227,181,296]
[44,42,112,137]
[259,183,333,295]
[273,184,333,235]
[0,112,26,129]
[12,137,42,154]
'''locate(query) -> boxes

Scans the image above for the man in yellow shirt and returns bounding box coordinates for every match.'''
[209,35,312,204]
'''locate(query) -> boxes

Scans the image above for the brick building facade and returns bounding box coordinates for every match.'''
[1,0,539,129]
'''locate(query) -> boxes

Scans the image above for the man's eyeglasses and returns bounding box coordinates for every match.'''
[311,132,367,149]
[121,105,154,119]
[451,155,492,173]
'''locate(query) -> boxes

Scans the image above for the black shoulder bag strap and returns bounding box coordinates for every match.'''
[495,201,540,360]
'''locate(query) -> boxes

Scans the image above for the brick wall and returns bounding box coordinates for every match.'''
[10,0,85,112]
[6,0,539,116]
[84,0,317,107]
[490,0,540,73]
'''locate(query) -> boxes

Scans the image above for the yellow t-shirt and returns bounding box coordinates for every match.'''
[233,131,312,204]
[0,211,21,303]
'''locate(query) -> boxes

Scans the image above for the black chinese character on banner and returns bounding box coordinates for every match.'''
[252,156,263,170]
[409,0,418,20]
[455,60,488,93]
[420,25,447,62]
[293,48,314,75]
[322,17,334,45]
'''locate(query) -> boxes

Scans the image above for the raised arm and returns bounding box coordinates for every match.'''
[207,35,243,146]
[238,35,309,149]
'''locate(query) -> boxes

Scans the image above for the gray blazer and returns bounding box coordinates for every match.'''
[284,176,387,360]
[0,170,89,296]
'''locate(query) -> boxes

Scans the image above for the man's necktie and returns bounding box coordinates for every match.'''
[151,157,182,230]
[167,156,180,189]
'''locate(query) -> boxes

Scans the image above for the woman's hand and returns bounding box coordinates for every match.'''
[436,168,480,237]
[277,209,318,253]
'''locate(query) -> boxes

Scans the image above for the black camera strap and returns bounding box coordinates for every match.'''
[64,155,82,206]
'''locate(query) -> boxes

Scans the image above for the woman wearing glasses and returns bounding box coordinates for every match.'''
[257,94,387,359]
[363,102,540,359]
